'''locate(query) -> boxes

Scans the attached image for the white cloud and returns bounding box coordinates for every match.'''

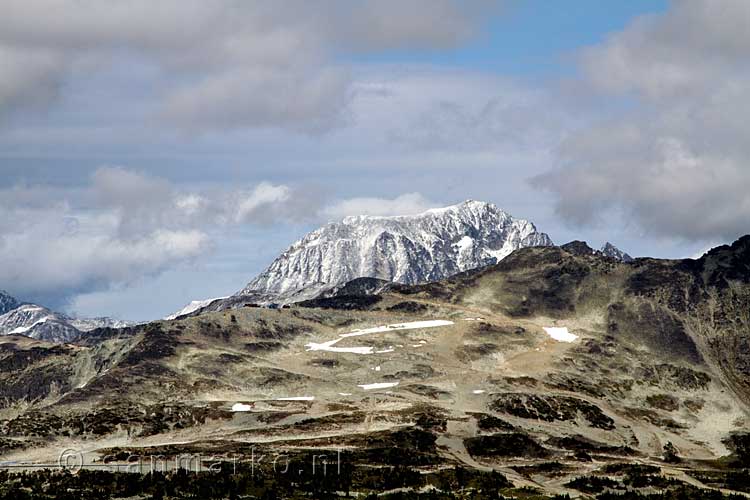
[232,182,292,224]
[174,194,207,216]
[322,193,434,220]
[535,0,750,242]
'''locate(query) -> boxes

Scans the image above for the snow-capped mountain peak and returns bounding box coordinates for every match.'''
[236,200,553,302]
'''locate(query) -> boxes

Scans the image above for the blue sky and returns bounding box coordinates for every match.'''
[1,0,748,321]
[355,0,668,74]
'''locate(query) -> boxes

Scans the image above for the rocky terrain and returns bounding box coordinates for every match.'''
[0,236,748,498]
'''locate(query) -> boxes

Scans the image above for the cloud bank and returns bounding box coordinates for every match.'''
[0,0,496,132]
[535,0,750,241]
[0,167,435,306]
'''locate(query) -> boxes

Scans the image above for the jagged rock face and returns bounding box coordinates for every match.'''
[601,242,634,262]
[317,277,393,299]
[561,241,633,262]
[237,200,552,301]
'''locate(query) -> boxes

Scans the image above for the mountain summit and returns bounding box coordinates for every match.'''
[600,242,634,262]
[236,200,552,302]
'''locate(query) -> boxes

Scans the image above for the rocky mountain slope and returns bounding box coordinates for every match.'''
[236,200,553,302]
[1,236,749,498]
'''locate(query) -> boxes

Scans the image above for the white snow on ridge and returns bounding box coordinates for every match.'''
[276,396,315,401]
[231,403,253,412]
[8,325,32,335]
[8,316,51,335]
[358,382,399,391]
[543,327,578,343]
[17,305,45,313]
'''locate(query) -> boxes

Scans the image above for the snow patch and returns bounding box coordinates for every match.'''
[276,396,315,401]
[306,320,452,355]
[454,235,474,253]
[305,338,375,355]
[358,382,399,391]
[231,403,253,412]
[341,320,454,338]
[8,316,51,335]
[543,327,578,343]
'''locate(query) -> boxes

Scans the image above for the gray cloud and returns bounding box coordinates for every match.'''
[0,168,303,305]
[0,46,65,116]
[534,0,750,242]
[0,0,496,131]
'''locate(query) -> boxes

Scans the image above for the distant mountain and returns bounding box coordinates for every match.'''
[164,297,228,320]
[68,317,134,332]
[236,200,553,303]
[0,291,132,343]
[600,242,634,262]
[560,241,633,262]
[0,303,81,343]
